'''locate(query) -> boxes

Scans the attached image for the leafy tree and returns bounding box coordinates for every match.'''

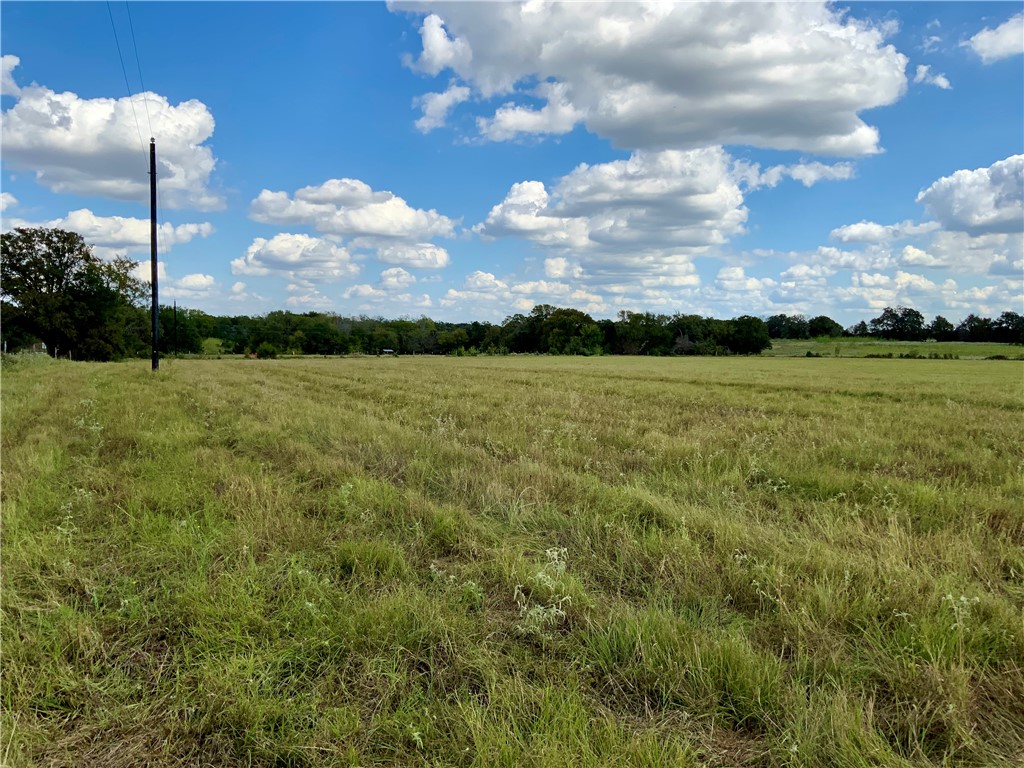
[437,328,469,353]
[869,306,926,341]
[542,308,601,354]
[928,315,956,342]
[846,321,869,337]
[1,227,146,360]
[807,315,844,338]
[766,313,809,339]
[722,315,772,355]
[956,314,993,343]
[992,312,1023,344]
[158,305,204,355]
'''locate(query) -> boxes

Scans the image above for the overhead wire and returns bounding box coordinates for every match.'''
[126,1,165,281]
[107,1,166,309]
[124,1,154,138]
[106,1,147,163]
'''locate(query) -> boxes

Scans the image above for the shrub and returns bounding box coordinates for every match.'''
[255,341,278,359]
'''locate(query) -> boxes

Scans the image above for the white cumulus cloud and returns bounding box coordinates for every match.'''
[913,64,951,90]
[376,242,450,269]
[231,233,360,284]
[967,13,1024,64]
[400,2,908,155]
[916,154,1024,235]
[476,148,748,289]
[249,178,456,240]
[1,54,21,97]
[1,58,222,210]
[414,83,471,132]
[2,208,213,258]
[830,219,941,243]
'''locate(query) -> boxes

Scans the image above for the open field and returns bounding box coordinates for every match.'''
[2,355,1023,767]
[763,339,1023,359]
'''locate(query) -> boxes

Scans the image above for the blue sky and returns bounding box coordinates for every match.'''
[2,1,1021,325]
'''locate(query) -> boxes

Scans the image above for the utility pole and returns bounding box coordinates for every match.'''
[173,300,178,357]
[150,138,159,371]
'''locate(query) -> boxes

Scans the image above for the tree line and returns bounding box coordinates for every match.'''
[2,227,1021,361]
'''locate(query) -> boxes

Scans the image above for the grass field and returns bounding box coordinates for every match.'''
[763,339,1022,359]
[2,355,1023,767]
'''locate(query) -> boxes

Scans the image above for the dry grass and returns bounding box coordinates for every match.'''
[2,355,1022,766]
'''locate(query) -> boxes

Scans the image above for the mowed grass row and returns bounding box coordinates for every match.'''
[2,355,1022,767]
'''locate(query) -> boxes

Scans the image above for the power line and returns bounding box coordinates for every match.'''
[124,1,153,138]
[106,1,147,162]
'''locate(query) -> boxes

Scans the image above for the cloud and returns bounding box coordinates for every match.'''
[915,154,1024,235]
[913,64,951,90]
[342,267,433,311]
[1,59,222,210]
[249,178,456,240]
[544,257,583,279]
[0,192,16,213]
[414,83,470,132]
[400,2,907,155]
[231,233,360,284]
[438,270,606,316]
[477,81,584,141]
[476,148,748,279]
[899,244,945,268]
[830,219,941,243]
[967,13,1024,64]
[2,208,213,258]
[407,14,472,76]
[376,242,450,268]
[379,266,416,290]
[1,54,20,97]
[129,261,219,301]
[715,265,776,293]
[926,230,1023,274]
[744,160,856,189]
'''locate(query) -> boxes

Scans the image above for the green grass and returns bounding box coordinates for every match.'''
[764,338,1022,359]
[2,355,1022,767]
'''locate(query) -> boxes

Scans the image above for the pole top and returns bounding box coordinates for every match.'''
[150,137,155,144]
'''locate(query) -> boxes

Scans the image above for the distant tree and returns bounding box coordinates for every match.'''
[766,314,810,339]
[721,315,772,355]
[928,315,956,342]
[1,227,145,360]
[542,308,602,354]
[437,328,469,353]
[956,314,994,343]
[807,315,844,338]
[255,341,278,359]
[846,320,869,337]
[869,306,926,340]
[158,305,204,355]
[992,311,1023,344]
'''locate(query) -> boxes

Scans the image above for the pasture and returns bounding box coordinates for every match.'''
[2,355,1022,767]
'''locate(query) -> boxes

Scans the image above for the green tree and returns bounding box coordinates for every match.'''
[992,312,1023,344]
[928,315,956,342]
[1,227,146,360]
[807,315,844,338]
[956,314,994,343]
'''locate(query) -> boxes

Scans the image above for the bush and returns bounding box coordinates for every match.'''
[255,341,278,359]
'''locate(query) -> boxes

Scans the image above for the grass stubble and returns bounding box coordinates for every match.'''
[1,354,1022,767]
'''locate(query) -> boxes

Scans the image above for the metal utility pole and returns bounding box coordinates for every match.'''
[150,138,159,371]
[173,300,178,357]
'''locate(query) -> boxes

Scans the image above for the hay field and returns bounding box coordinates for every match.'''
[2,355,1022,767]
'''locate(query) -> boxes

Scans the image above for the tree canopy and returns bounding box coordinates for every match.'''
[1,227,1020,359]
[1,227,147,360]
